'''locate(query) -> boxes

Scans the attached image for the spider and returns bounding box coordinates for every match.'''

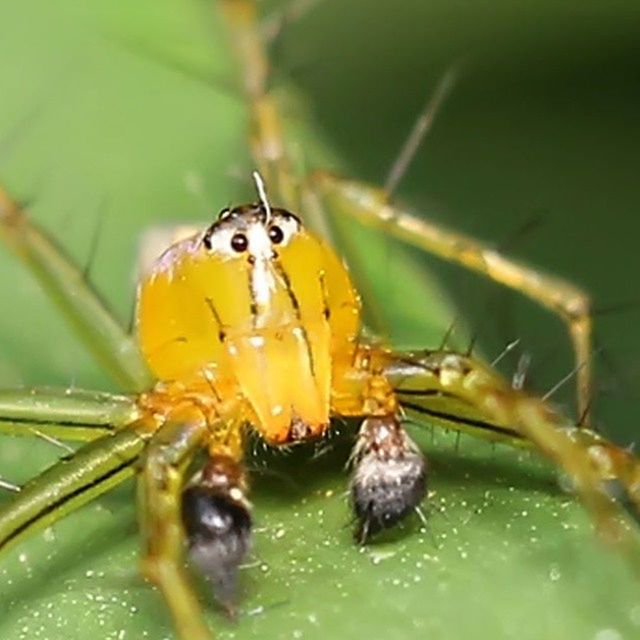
[1,2,639,640]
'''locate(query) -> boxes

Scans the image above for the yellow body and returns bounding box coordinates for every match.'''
[137,205,360,444]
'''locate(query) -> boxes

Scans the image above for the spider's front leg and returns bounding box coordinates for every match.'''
[384,347,640,565]
[338,344,640,561]
[350,414,427,544]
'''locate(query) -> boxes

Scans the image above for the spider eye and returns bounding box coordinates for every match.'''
[202,228,214,250]
[218,207,231,221]
[268,225,284,244]
[230,233,249,253]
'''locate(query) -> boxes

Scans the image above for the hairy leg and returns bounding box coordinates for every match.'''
[384,347,640,558]
[313,172,593,423]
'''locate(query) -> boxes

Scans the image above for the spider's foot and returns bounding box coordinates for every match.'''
[350,416,427,543]
[182,455,252,612]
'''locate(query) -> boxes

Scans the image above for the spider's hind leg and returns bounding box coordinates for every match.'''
[350,415,427,544]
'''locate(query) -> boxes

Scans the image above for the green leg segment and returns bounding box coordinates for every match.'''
[0,388,140,441]
[0,427,149,556]
[386,353,532,449]
[0,187,153,392]
[138,418,211,640]
[314,172,592,420]
[386,348,640,560]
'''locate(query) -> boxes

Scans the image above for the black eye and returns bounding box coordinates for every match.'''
[202,226,214,250]
[230,233,248,253]
[268,225,284,244]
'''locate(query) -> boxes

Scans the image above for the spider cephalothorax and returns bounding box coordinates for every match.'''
[137,195,364,447]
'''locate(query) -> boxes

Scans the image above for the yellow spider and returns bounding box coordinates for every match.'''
[0,2,639,640]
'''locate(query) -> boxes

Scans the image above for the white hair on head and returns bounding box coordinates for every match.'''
[251,170,272,223]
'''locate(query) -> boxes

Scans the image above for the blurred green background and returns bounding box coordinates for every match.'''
[0,1,639,639]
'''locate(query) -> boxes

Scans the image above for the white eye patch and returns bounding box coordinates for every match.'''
[201,210,300,260]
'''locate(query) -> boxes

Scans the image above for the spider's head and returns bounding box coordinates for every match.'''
[200,202,302,264]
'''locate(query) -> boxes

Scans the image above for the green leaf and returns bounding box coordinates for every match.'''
[1,2,639,640]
